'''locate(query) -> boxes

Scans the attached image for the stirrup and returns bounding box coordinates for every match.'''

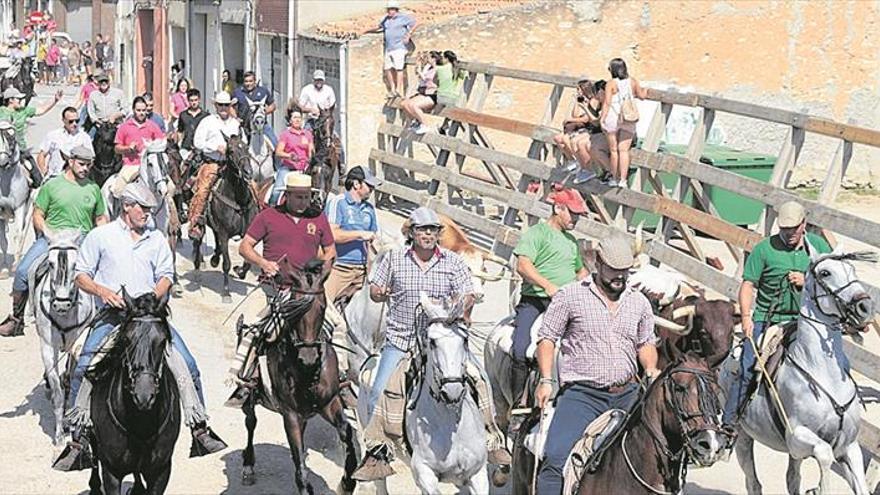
[189,425,228,457]
[52,439,95,472]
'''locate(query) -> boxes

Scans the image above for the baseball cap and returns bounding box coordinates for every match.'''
[409,207,441,228]
[386,0,401,10]
[2,87,25,99]
[346,166,382,188]
[95,72,110,83]
[547,187,588,214]
[777,201,805,228]
[313,69,325,80]
[597,236,635,270]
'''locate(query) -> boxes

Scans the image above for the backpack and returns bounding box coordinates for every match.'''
[619,80,639,123]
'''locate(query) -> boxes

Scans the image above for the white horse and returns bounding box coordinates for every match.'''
[244,98,275,183]
[29,228,95,445]
[0,121,31,275]
[358,293,489,494]
[721,247,876,495]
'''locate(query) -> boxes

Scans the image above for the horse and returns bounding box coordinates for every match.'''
[239,259,360,494]
[191,134,258,302]
[1,57,36,105]
[299,106,341,207]
[722,248,876,495]
[86,292,181,495]
[101,139,183,296]
[0,122,30,275]
[241,98,275,183]
[30,228,95,445]
[356,293,489,495]
[654,293,741,370]
[90,121,121,188]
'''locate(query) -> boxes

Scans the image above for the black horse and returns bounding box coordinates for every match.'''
[239,260,360,494]
[1,57,36,106]
[91,122,122,187]
[86,292,181,495]
[288,105,340,208]
[191,134,258,302]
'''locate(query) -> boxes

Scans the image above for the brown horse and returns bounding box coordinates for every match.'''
[239,259,360,494]
[290,104,341,207]
[509,354,732,494]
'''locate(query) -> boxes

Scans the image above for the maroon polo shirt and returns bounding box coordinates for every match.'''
[246,207,334,278]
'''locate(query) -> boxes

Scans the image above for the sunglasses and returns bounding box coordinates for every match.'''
[216,103,231,107]
[414,225,441,234]
[65,119,78,124]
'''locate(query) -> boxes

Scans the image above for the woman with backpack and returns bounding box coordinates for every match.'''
[600,58,647,188]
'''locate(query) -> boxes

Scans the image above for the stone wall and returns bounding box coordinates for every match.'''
[341,0,880,185]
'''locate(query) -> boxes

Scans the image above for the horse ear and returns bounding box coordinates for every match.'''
[121,286,134,308]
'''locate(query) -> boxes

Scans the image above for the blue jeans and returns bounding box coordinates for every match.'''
[512,296,551,363]
[722,320,767,424]
[68,319,204,410]
[13,237,48,292]
[78,107,88,126]
[367,343,408,420]
[537,382,639,495]
[268,167,296,206]
[263,123,278,147]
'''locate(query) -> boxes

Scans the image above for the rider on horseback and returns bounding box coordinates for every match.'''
[108,96,164,198]
[533,235,660,494]
[351,207,512,482]
[175,88,208,161]
[296,69,336,131]
[53,181,227,471]
[323,166,381,386]
[721,201,831,427]
[0,86,62,185]
[227,172,336,406]
[509,187,588,411]
[188,90,242,241]
[232,71,278,147]
[268,108,313,206]
[36,106,93,179]
[85,72,125,138]
[0,145,107,338]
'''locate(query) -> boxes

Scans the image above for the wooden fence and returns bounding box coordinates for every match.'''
[366,59,880,480]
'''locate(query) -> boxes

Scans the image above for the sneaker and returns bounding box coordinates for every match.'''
[52,439,95,472]
[414,124,429,135]
[189,425,228,457]
[606,179,619,187]
[564,160,580,172]
[573,169,597,184]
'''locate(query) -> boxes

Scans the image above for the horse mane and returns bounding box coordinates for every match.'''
[86,293,172,384]
[824,251,879,264]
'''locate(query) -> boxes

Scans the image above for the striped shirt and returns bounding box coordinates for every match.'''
[370,247,474,351]
[538,278,657,387]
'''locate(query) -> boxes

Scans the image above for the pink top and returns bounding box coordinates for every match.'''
[114,118,164,167]
[80,81,97,103]
[171,91,187,116]
[46,45,60,65]
[278,127,313,171]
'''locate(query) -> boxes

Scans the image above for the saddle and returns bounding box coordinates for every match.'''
[737,321,798,425]
[561,409,629,494]
[495,313,545,360]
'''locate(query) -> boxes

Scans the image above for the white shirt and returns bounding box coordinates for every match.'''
[39,128,93,177]
[193,114,242,161]
[298,83,336,114]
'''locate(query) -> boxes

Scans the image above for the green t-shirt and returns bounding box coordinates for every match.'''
[743,232,832,323]
[436,63,466,101]
[0,105,37,148]
[34,175,106,233]
[513,221,583,298]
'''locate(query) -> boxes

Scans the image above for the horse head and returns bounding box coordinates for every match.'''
[806,247,876,329]
[117,290,172,411]
[649,353,732,467]
[248,100,267,136]
[224,133,253,181]
[277,258,331,369]
[419,292,470,405]
[44,228,83,315]
[140,138,170,198]
[0,121,18,169]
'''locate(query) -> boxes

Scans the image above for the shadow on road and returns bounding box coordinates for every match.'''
[0,382,57,443]
[220,443,332,495]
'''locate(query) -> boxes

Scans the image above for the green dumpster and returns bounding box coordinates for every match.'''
[628,144,775,229]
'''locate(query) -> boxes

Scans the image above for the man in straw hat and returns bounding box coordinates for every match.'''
[188,90,242,240]
[508,186,589,411]
[722,200,831,427]
[0,145,107,337]
[53,180,227,471]
[226,172,336,407]
[533,234,659,494]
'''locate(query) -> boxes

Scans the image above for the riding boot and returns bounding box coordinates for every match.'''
[52,427,95,472]
[507,361,532,436]
[352,443,396,482]
[189,422,228,457]
[0,291,28,337]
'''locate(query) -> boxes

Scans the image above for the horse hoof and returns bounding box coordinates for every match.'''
[171,283,184,298]
[491,466,510,487]
[336,480,355,495]
[806,489,819,495]
[233,266,248,279]
[222,295,232,304]
[242,468,256,486]
[210,255,220,268]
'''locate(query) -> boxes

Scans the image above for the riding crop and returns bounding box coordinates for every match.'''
[746,334,792,434]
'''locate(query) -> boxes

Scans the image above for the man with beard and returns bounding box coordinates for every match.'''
[225,172,336,406]
[509,187,588,410]
[722,200,831,427]
[534,235,659,494]
[351,207,511,481]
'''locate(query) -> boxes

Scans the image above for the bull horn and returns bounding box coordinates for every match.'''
[472,270,505,282]
[655,315,689,335]
[481,252,510,268]
[672,305,696,320]
[732,303,741,317]
[632,221,645,256]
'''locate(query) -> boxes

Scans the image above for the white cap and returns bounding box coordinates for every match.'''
[313,69,325,80]
[2,87,25,99]
[386,0,401,10]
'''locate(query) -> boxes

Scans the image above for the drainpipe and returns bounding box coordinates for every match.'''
[286,0,296,130]
[339,41,348,164]
[184,0,191,81]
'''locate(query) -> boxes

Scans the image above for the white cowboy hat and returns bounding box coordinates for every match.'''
[213,91,237,105]
[284,172,312,190]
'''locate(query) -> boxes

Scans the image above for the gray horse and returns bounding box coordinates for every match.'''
[721,247,876,495]
[0,121,30,275]
[245,100,275,183]
[30,228,95,445]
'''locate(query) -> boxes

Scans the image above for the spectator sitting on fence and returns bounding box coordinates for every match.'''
[553,80,594,180]
[436,50,467,109]
[600,58,647,188]
[401,50,439,135]
[572,80,611,184]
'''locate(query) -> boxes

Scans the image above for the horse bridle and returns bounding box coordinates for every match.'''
[807,257,866,329]
[123,316,167,392]
[415,312,469,406]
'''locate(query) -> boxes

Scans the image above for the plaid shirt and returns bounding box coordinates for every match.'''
[538,278,657,387]
[370,247,474,351]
